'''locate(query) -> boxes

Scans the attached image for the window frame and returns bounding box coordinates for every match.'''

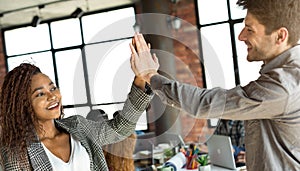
[1,4,149,131]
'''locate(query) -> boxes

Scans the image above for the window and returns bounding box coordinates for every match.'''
[84,40,134,104]
[7,51,55,81]
[3,6,148,131]
[197,0,262,88]
[55,49,87,105]
[50,19,82,49]
[201,23,235,89]
[4,24,51,56]
[82,8,135,43]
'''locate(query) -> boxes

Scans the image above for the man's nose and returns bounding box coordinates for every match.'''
[238,28,246,41]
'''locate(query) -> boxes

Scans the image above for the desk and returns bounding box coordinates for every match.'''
[179,165,246,171]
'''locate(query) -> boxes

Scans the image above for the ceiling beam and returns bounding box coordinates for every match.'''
[0,0,71,16]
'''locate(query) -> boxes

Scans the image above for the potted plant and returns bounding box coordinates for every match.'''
[164,148,174,159]
[196,154,211,171]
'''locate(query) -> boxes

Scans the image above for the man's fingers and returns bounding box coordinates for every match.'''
[129,43,137,55]
[130,54,138,75]
[130,54,135,68]
[152,53,160,69]
[152,53,158,63]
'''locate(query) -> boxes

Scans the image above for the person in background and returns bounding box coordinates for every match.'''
[87,110,137,171]
[86,109,109,122]
[103,133,137,171]
[129,0,300,170]
[214,120,245,164]
[103,116,137,171]
[0,63,152,170]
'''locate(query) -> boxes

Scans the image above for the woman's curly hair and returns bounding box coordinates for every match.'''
[0,63,42,159]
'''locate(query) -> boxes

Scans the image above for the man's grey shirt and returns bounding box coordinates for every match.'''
[150,45,300,171]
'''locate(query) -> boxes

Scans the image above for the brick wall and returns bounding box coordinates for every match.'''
[0,33,6,88]
[171,0,210,143]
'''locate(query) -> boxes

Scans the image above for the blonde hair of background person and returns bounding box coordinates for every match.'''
[0,63,152,170]
[103,133,137,171]
[129,0,300,170]
[87,110,138,171]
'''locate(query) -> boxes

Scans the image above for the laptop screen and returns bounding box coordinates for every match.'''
[207,135,237,170]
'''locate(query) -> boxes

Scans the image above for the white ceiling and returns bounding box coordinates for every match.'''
[0,0,138,29]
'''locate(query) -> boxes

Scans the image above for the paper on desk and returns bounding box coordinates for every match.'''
[139,150,151,156]
[164,152,186,171]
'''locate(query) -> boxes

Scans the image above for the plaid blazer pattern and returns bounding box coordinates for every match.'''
[1,84,152,171]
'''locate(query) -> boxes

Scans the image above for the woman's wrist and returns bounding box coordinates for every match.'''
[143,72,158,84]
[133,76,146,91]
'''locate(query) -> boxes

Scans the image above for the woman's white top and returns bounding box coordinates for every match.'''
[42,135,90,171]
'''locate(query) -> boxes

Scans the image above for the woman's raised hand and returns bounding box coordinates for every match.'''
[129,33,159,83]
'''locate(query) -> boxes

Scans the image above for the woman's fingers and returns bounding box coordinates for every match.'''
[130,33,159,79]
[135,33,149,52]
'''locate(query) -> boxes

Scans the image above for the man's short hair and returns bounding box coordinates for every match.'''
[237,0,300,45]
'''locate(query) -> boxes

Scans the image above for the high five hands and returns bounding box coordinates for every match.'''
[130,33,159,84]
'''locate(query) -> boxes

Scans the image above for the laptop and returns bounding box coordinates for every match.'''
[207,135,246,170]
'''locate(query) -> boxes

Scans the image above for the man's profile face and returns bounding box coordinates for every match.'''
[238,12,279,64]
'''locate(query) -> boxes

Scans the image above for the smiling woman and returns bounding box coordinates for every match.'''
[30,73,62,121]
[0,63,153,170]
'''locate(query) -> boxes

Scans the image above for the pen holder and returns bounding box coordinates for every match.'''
[186,155,198,169]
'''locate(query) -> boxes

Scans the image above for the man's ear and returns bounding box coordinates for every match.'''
[275,27,289,44]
